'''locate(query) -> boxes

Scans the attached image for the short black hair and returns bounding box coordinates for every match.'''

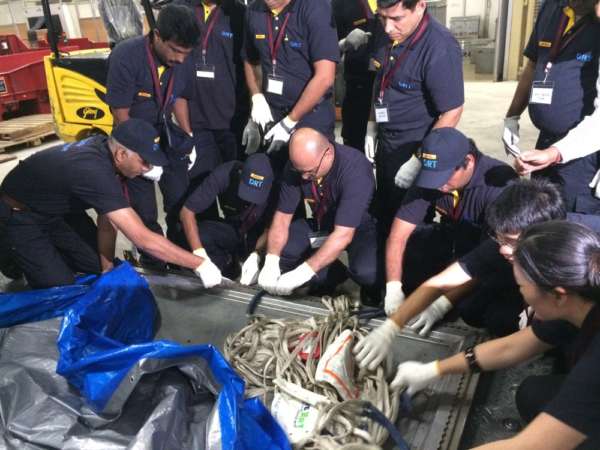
[515,220,600,300]
[377,0,420,11]
[156,4,200,48]
[486,178,566,235]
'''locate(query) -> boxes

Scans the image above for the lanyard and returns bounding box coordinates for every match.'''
[310,181,328,229]
[239,204,258,235]
[197,6,221,65]
[358,0,372,21]
[266,12,291,75]
[449,190,461,221]
[144,36,175,114]
[378,13,429,103]
[544,12,590,80]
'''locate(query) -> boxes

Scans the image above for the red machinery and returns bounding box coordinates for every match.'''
[0,34,106,120]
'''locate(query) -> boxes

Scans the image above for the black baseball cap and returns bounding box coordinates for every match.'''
[414,128,471,190]
[111,119,168,166]
[238,154,274,205]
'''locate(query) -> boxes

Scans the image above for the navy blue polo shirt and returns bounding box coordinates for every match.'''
[524,0,600,137]
[184,161,274,232]
[277,143,375,231]
[333,0,377,81]
[370,15,464,144]
[179,0,245,130]
[106,35,192,128]
[242,0,340,119]
[1,136,129,216]
[458,212,600,279]
[397,152,516,232]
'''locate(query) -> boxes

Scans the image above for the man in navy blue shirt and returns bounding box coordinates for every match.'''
[241,0,339,168]
[106,4,200,266]
[162,0,247,244]
[0,119,222,289]
[505,0,600,214]
[179,154,275,282]
[333,0,377,152]
[366,0,464,232]
[383,128,516,316]
[256,127,380,298]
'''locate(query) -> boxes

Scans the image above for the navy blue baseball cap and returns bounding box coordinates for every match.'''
[238,154,274,205]
[414,128,471,190]
[111,119,168,166]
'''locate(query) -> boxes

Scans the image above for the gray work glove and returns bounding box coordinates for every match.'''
[339,29,371,52]
[394,154,422,189]
[242,120,261,155]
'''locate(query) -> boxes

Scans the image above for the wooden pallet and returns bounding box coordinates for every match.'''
[0,114,57,152]
[0,154,17,164]
[0,114,55,141]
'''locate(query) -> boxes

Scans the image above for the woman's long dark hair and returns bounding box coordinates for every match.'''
[515,220,600,301]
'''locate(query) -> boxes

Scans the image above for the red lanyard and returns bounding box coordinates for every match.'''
[196,6,221,64]
[378,13,429,103]
[310,181,328,229]
[239,204,258,234]
[144,36,175,113]
[358,0,372,21]
[548,12,590,64]
[266,12,291,74]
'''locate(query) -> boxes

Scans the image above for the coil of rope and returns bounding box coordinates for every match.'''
[224,295,408,449]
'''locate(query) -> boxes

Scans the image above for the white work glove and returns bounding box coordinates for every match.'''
[339,29,371,52]
[590,169,600,199]
[258,253,281,293]
[394,154,422,189]
[391,361,441,396]
[353,318,401,371]
[240,252,261,286]
[503,116,520,146]
[193,248,223,289]
[384,281,405,316]
[274,262,316,296]
[187,146,197,171]
[364,121,377,162]
[410,295,453,336]
[265,116,297,154]
[142,165,163,182]
[242,120,261,155]
[251,93,274,130]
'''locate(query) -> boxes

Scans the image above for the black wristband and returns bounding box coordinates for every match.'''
[464,346,482,373]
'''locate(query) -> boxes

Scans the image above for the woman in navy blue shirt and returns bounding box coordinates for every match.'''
[385,220,600,450]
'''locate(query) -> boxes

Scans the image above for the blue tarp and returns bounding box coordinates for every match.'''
[0,262,290,450]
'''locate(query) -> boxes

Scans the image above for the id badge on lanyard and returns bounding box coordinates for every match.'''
[197,63,216,79]
[266,12,291,96]
[196,7,220,81]
[375,102,389,123]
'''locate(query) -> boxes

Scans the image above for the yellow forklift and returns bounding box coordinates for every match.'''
[42,0,158,141]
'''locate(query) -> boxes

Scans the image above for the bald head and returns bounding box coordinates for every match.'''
[288,128,333,180]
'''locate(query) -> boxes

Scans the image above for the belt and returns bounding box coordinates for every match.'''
[0,193,28,211]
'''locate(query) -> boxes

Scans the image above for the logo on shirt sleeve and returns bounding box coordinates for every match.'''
[352,18,367,26]
[538,41,552,48]
[576,51,592,62]
[369,58,382,71]
[137,91,152,98]
[221,31,233,39]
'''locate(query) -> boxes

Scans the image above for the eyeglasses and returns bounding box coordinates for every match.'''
[292,145,330,179]
[488,231,519,249]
